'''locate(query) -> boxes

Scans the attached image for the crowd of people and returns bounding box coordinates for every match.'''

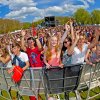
[0,20,100,100]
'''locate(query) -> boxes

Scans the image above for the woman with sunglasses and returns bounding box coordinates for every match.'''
[62,37,72,65]
[62,31,80,66]
[61,21,77,66]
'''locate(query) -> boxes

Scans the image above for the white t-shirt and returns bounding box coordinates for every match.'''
[6,60,13,68]
[0,60,12,68]
[11,52,29,66]
[71,43,88,64]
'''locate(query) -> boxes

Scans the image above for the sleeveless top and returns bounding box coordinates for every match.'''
[62,50,72,65]
[48,50,60,66]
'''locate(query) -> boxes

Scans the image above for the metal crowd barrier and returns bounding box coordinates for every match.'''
[0,67,44,100]
[42,64,83,100]
[0,67,13,100]
[0,62,100,100]
[79,62,100,100]
[29,68,44,99]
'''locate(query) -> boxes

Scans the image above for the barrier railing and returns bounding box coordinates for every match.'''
[42,64,83,100]
[79,62,100,100]
[0,62,100,100]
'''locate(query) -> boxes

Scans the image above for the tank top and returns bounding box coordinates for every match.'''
[48,50,60,66]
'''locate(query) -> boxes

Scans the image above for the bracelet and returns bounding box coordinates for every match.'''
[35,37,38,39]
[34,36,38,39]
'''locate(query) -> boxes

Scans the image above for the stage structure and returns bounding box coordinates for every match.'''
[44,16,59,27]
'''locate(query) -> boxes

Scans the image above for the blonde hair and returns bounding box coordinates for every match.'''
[45,35,59,61]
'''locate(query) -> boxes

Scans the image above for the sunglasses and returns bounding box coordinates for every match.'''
[64,41,67,43]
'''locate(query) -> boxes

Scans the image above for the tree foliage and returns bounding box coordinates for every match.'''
[0,19,32,34]
[74,8,91,24]
[91,10,100,24]
[32,19,44,27]
[0,8,100,34]
[22,22,32,29]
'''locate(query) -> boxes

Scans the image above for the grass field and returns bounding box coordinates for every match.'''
[0,86,100,100]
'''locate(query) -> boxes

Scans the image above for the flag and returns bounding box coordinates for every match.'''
[32,26,37,36]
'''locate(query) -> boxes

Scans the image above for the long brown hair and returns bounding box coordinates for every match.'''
[0,47,9,58]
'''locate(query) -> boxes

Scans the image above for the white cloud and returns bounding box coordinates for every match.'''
[33,16,43,22]
[86,0,95,3]
[5,7,38,18]
[0,0,38,20]
[96,8,100,10]
[0,0,96,22]
[46,6,63,13]
[34,0,53,5]
[0,0,36,10]
[79,0,89,8]
[44,0,89,15]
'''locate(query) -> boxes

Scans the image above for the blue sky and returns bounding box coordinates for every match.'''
[0,0,100,22]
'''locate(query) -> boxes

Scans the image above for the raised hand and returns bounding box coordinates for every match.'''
[76,30,80,34]
[65,23,70,31]
[21,30,26,37]
[76,32,80,41]
[69,19,73,25]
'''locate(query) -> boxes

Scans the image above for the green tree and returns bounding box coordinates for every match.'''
[74,8,91,24]
[56,16,69,25]
[22,22,32,29]
[32,19,44,27]
[91,10,100,24]
[0,19,32,34]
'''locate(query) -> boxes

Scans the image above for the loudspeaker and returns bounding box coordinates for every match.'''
[45,16,55,27]
[50,16,55,21]
[45,17,49,22]
[45,16,55,22]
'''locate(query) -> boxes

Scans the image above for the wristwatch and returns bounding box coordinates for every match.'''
[34,36,38,39]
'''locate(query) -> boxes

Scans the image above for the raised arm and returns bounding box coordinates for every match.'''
[84,49,94,65]
[21,30,27,51]
[60,23,70,44]
[0,55,11,64]
[88,28,100,49]
[35,36,43,51]
[70,21,75,42]
[67,33,79,55]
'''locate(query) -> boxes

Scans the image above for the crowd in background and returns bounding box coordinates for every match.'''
[0,20,99,69]
[0,20,100,100]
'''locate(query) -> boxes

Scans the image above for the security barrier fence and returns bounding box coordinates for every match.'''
[0,62,100,100]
